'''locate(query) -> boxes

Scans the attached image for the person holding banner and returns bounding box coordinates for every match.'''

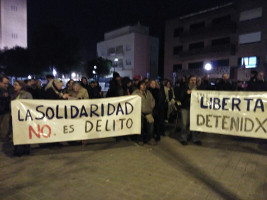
[132,80,156,145]
[179,75,201,145]
[12,80,33,156]
[68,81,89,99]
[45,79,69,100]
[216,73,234,91]
[62,79,74,94]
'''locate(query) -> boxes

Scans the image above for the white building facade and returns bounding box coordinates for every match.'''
[97,24,159,79]
[0,0,27,49]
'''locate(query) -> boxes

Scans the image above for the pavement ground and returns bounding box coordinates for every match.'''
[1,124,267,200]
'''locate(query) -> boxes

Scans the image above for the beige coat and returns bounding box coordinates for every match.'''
[69,87,89,99]
[132,89,155,114]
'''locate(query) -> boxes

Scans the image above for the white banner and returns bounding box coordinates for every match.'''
[190,90,267,139]
[11,96,141,145]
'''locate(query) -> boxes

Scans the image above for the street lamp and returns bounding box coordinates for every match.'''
[52,68,57,77]
[204,63,212,71]
[71,72,76,79]
[114,58,118,72]
[93,66,97,80]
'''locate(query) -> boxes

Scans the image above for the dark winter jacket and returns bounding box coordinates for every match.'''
[0,88,11,114]
[180,85,193,109]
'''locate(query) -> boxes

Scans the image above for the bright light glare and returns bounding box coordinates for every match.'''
[94,65,97,69]
[71,72,76,78]
[114,58,119,62]
[28,75,32,79]
[204,63,212,71]
[93,70,96,74]
[52,68,57,76]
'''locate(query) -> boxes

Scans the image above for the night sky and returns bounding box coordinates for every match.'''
[27,0,233,60]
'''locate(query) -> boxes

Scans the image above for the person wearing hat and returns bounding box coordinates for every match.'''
[106,72,124,97]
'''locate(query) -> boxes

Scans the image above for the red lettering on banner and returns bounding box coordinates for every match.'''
[41,125,51,138]
[29,125,52,139]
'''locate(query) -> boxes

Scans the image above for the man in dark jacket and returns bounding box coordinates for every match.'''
[106,72,124,97]
[254,71,267,91]
[216,73,234,91]
[179,75,201,145]
[0,75,11,140]
[246,70,258,91]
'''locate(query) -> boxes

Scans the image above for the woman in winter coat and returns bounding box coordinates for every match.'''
[12,80,33,156]
[164,80,176,122]
[148,80,165,141]
[132,80,156,145]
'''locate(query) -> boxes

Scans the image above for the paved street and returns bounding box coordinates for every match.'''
[1,125,267,200]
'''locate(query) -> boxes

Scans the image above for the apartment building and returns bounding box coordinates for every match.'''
[97,23,159,79]
[0,0,27,49]
[164,0,267,81]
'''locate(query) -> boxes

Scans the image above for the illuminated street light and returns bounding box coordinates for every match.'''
[52,68,57,77]
[71,72,76,78]
[28,75,32,79]
[94,65,97,69]
[114,58,118,72]
[93,70,96,74]
[204,63,212,71]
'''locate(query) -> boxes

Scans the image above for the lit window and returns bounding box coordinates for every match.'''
[241,56,257,68]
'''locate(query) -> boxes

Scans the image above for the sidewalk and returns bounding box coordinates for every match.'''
[0,125,267,200]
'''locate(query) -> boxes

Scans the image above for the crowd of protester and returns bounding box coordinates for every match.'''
[0,70,266,155]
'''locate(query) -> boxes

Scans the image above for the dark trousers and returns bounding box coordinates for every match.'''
[138,115,153,142]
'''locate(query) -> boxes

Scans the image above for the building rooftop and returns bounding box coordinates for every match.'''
[180,2,233,20]
[104,22,149,40]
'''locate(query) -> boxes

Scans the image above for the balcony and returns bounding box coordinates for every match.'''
[179,21,236,43]
[176,44,236,61]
